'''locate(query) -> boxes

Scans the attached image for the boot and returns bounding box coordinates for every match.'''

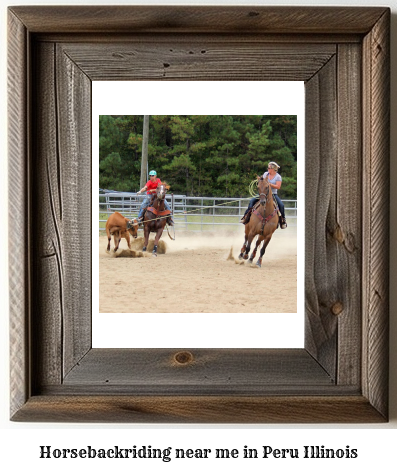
[240,209,252,224]
[167,217,174,226]
[138,209,147,225]
[280,217,287,229]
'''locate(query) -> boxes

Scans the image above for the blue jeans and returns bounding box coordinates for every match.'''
[138,195,171,218]
[248,196,259,210]
[274,194,285,219]
[247,194,285,218]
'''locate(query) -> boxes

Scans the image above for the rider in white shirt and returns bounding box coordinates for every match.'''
[241,161,287,229]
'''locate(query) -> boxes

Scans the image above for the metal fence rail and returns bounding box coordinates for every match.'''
[99,191,297,232]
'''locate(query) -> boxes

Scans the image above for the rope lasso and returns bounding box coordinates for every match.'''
[248,179,259,198]
[135,197,247,224]
[123,181,258,226]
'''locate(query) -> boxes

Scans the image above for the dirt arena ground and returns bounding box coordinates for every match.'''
[99,227,297,313]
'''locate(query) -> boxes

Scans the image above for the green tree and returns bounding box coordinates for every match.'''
[99,114,298,199]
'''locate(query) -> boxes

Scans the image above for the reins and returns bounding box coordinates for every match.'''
[138,196,245,224]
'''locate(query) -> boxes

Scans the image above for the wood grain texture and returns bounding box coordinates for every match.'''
[32,42,63,388]
[8,10,29,419]
[55,45,92,377]
[60,42,335,82]
[31,42,92,388]
[11,396,385,424]
[303,43,363,386]
[9,6,387,34]
[362,9,390,419]
[34,33,363,45]
[304,57,338,377]
[8,6,390,423]
[62,349,334,393]
[336,44,362,386]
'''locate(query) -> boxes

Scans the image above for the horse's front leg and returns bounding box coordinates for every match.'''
[256,235,272,268]
[248,237,262,264]
[152,228,164,257]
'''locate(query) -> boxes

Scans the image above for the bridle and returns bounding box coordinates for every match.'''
[253,178,277,235]
[258,178,270,206]
[156,184,166,201]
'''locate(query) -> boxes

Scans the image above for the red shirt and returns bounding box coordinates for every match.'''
[146,178,162,194]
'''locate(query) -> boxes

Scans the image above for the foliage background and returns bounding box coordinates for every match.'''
[99,115,297,198]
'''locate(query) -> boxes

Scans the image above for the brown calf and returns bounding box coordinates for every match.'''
[105,211,139,252]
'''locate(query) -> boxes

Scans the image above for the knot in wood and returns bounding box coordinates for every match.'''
[331,302,344,316]
[333,225,344,244]
[174,351,194,365]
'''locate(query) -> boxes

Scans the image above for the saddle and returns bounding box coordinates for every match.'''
[147,206,171,217]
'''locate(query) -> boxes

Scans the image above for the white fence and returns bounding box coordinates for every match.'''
[99,191,297,232]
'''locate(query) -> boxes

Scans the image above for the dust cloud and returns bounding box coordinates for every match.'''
[99,226,298,313]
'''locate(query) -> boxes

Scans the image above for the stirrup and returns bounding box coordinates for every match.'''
[280,218,287,229]
[240,210,251,224]
[167,218,174,226]
[240,216,249,225]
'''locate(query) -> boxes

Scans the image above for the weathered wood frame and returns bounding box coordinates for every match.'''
[8,6,390,423]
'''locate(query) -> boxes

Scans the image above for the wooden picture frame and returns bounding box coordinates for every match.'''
[8,6,390,423]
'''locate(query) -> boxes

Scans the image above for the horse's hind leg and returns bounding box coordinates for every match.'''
[239,240,247,259]
[239,231,249,260]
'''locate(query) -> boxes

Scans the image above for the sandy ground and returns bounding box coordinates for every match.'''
[99,227,297,313]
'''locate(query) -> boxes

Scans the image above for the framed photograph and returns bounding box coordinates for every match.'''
[93,82,304,349]
[8,6,390,423]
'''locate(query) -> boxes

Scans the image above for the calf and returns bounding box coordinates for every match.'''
[105,211,138,252]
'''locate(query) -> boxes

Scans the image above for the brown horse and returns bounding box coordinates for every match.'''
[142,183,171,257]
[239,176,279,267]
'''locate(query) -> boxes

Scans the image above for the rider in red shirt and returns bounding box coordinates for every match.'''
[137,170,173,225]
[144,176,162,194]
